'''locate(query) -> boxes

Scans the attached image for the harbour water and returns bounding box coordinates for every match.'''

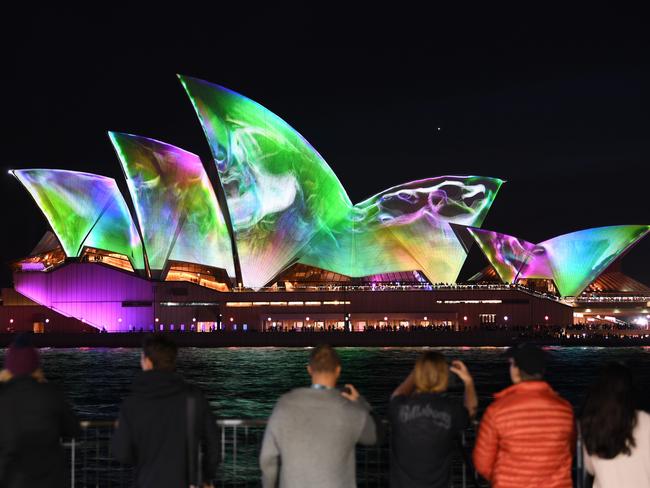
[3,346,648,419]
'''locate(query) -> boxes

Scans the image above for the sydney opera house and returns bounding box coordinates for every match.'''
[2,76,649,333]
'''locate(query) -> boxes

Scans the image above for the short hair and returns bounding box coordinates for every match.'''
[142,334,178,371]
[414,352,449,393]
[507,343,546,378]
[309,344,341,373]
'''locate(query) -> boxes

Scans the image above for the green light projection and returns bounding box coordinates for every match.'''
[468,225,650,296]
[466,227,549,283]
[541,225,650,297]
[109,132,234,275]
[12,169,145,269]
[179,75,352,288]
[300,176,504,282]
[14,80,507,288]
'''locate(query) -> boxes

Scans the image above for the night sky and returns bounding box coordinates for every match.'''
[1,7,648,287]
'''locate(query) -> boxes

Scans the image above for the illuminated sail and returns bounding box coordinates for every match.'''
[179,75,351,288]
[468,225,650,296]
[12,169,144,269]
[301,176,503,282]
[110,132,234,275]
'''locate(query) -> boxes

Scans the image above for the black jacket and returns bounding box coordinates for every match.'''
[112,370,220,487]
[0,376,79,488]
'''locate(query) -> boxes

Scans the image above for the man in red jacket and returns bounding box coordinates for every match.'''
[473,344,575,488]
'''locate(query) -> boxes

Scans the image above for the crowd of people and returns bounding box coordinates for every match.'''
[0,334,648,487]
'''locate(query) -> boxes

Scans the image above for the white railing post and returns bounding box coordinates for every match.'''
[70,437,75,488]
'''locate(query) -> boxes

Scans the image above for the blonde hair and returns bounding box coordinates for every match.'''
[414,352,449,393]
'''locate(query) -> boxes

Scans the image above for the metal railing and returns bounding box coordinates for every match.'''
[62,419,592,487]
[62,419,479,487]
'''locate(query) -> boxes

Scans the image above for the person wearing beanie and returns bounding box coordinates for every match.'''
[2,332,42,379]
[0,333,79,487]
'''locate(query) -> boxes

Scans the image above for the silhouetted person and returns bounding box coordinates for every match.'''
[260,344,378,487]
[473,343,575,488]
[112,334,220,487]
[389,352,477,487]
[0,333,79,487]
[580,363,650,487]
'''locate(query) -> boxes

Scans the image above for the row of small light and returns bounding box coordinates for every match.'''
[6,314,553,326]
[257,314,551,323]
[8,318,49,324]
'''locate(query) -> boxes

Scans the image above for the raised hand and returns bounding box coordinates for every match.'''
[450,360,473,385]
[341,383,360,402]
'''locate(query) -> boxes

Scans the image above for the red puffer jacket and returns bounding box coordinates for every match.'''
[472,381,575,488]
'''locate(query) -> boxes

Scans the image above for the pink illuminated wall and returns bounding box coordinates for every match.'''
[14,263,154,332]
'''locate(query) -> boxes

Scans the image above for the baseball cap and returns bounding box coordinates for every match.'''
[505,343,546,376]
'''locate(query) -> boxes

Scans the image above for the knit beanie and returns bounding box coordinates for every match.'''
[4,333,40,376]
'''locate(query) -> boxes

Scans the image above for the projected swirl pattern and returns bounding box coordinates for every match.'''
[12,169,144,269]
[467,228,550,283]
[179,76,503,286]
[300,176,504,282]
[109,133,234,275]
[179,76,352,288]
[468,225,650,296]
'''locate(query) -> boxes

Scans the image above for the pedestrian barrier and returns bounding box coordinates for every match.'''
[63,419,589,487]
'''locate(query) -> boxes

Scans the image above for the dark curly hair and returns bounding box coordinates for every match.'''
[580,363,638,459]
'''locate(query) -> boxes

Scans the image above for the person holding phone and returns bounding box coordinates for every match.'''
[388,351,477,488]
[260,344,378,488]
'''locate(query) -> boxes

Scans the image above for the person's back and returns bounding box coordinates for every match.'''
[389,353,477,488]
[112,334,219,487]
[260,345,377,488]
[263,387,375,488]
[584,410,650,487]
[473,344,575,488]
[0,335,79,488]
[581,363,650,488]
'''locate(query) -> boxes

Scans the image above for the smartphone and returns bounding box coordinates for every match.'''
[340,386,352,395]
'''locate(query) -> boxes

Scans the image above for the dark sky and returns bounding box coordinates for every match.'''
[1,7,649,286]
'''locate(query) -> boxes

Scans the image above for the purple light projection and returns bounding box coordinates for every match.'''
[14,263,154,332]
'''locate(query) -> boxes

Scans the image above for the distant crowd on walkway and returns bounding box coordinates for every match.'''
[96,322,649,339]
[0,334,649,487]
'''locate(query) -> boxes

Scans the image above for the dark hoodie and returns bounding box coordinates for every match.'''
[0,376,79,488]
[112,370,220,487]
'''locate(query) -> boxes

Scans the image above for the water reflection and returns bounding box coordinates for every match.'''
[0,346,647,419]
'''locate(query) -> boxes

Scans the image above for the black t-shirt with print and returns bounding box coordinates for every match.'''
[389,392,469,488]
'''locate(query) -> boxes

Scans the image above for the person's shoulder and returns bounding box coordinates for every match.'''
[24,378,65,396]
[185,381,209,399]
[268,388,322,419]
[437,392,462,406]
[282,386,311,398]
[636,410,650,428]
[484,387,518,418]
[389,394,407,405]
[39,380,67,397]
[554,393,574,412]
[441,393,468,414]
[274,387,311,406]
[119,392,138,412]
[544,385,574,414]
